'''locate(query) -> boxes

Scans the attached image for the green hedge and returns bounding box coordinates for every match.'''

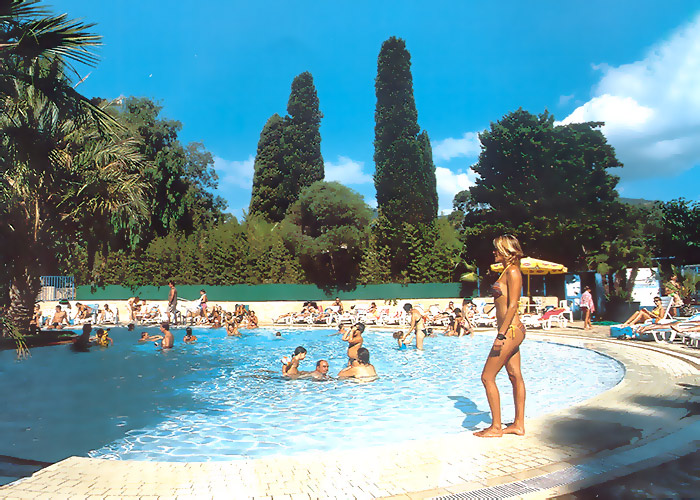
[76,283,471,302]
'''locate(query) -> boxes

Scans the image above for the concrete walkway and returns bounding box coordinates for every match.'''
[1,324,699,499]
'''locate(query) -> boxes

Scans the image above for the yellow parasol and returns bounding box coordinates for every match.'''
[490,257,568,297]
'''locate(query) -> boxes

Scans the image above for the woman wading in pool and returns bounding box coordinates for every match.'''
[475,234,526,438]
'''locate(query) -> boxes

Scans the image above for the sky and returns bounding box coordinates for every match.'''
[60,0,700,218]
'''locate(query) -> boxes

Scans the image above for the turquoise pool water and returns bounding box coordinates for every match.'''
[0,327,623,465]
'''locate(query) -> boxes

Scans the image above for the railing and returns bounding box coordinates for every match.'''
[38,276,75,302]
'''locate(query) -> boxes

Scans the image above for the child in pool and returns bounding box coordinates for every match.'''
[281,346,307,376]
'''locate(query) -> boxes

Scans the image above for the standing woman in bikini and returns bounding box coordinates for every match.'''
[475,234,526,438]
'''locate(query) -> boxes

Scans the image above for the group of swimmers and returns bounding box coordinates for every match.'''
[281,322,377,380]
[72,321,200,352]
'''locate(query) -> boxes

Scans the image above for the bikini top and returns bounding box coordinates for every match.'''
[490,264,513,299]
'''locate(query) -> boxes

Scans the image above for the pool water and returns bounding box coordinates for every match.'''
[0,327,623,464]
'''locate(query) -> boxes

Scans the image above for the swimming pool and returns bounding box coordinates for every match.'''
[0,327,623,465]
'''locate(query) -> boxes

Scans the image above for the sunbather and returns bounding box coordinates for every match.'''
[46,305,68,329]
[622,297,665,325]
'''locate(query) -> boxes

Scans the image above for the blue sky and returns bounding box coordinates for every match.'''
[61,0,700,217]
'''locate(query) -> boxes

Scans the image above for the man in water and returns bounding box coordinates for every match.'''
[47,305,69,329]
[159,321,174,349]
[402,303,427,350]
[167,280,178,325]
[307,359,330,380]
[338,348,377,378]
[342,322,365,364]
[72,323,92,351]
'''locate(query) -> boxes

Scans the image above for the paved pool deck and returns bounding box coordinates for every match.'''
[1,323,699,500]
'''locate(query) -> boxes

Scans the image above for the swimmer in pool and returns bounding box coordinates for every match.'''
[393,330,407,349]
[159,321,174,349]
[183,327,197,343]
[282,346,307,377]
[139,331,163,343]
[342,322,365,365]
[90,328,113,347]
[338,348,377,378]
[305,359,330,380]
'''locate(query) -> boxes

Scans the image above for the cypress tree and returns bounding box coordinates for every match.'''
[374,37,437,225]
[249,114,287,222]
[418,130,439,220]
[283,71,324,197]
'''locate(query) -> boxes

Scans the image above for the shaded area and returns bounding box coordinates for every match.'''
[557,450,700,499]
[0,455,52,484]
[538,410,643,452]
[447,395,490,429]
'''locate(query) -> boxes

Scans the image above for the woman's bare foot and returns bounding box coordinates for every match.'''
[474,426,503,437]
[502,424,525,436]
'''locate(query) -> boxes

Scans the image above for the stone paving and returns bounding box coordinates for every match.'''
[1,323,699,499]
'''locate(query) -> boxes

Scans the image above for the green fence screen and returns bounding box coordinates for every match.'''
[76,283,473,302]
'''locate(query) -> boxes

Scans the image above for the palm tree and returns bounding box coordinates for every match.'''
[0,1,149,334]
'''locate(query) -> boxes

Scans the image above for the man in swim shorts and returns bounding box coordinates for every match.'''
[47,305,68,329]
[167,281,178,325]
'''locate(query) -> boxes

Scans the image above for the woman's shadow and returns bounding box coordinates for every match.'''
[448,395,490,429]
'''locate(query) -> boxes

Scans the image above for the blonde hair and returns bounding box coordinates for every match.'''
[493,234,524,267]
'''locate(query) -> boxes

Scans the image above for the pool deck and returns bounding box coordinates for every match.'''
[1,323,699,500]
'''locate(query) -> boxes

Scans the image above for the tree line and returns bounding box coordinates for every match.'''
[2,1,698,335]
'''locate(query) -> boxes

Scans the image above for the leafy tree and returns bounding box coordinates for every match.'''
[110,96,225,242]
[283,72,323,199]
[656,198,700,266]
[0,70,148,333]
[281,181,371,288]
[586,204,656,302]
[462,109,624,271]
[249,113,287,222]
[374,36,437,225]
[448,190,470,230]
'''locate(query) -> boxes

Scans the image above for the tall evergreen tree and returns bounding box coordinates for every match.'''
[283,71,324,199]
[374,37,437,225]
[249,113,287,222]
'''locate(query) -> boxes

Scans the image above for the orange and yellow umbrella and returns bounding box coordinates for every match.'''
[491,257,567,296]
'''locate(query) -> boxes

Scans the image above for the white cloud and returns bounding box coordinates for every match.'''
[432,132,481,162]
[558,14,700,179]
[214,155,255,189]
[435,166,475,214]
[324,155,372,184]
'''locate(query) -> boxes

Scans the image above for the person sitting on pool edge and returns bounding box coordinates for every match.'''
[47,305,69,329]
[342,322,365,365]
[159,321,174,349]
[338,347,377,378]
[183,327,197,343]
[282,346,307,377]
